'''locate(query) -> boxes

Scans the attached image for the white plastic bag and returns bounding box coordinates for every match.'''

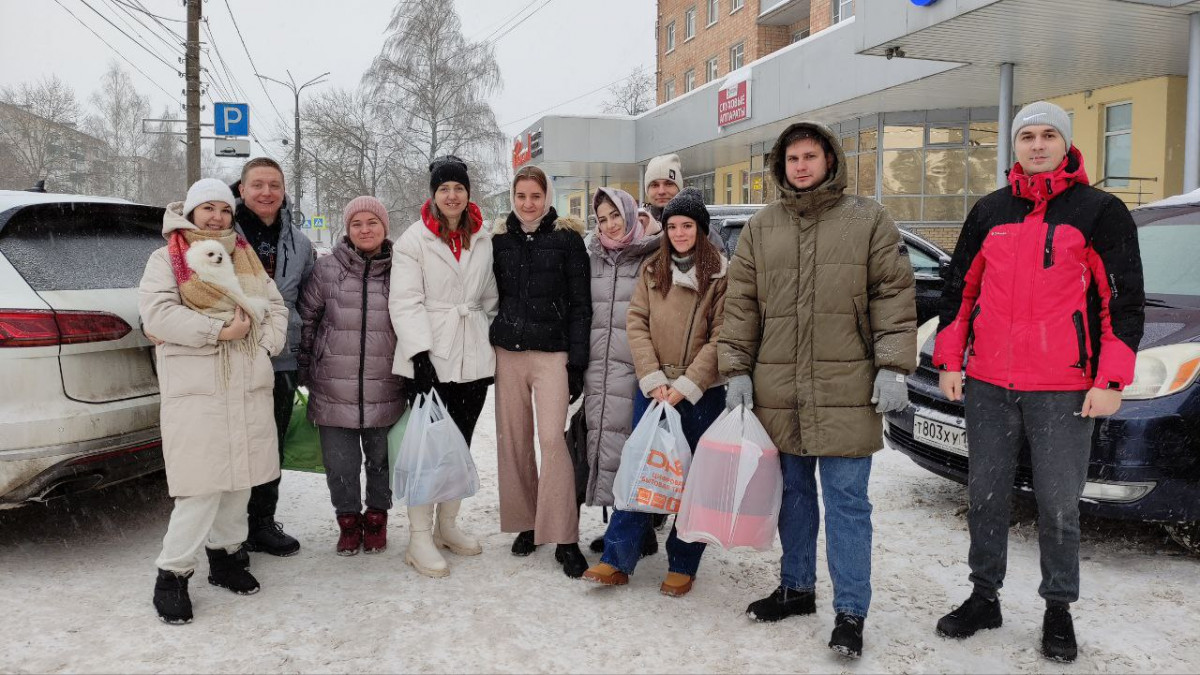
[392,390,480,507]
[612,400,693,514]
[676,405,782,550]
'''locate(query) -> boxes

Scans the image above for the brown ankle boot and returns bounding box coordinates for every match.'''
[660,572,694,597]
[582,563,629,586]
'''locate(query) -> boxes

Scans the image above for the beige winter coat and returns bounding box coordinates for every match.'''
[139,206,289,497]
[390,219,499,383]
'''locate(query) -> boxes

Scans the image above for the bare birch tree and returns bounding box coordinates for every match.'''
[0,76,83,190]
[86,62,151,200]
[600,69,655,116]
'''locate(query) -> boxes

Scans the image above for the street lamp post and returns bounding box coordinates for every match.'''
[257,70,330,225]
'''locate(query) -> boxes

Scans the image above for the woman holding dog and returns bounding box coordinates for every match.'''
[138,178,288,625]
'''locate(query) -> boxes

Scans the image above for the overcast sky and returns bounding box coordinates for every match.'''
[0,0,656,169]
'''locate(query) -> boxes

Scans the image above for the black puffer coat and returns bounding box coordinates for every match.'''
[489,207,592,369]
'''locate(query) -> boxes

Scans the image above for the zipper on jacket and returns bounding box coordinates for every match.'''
[966,304,982,356]
[358,258,371,428]
[1071,310,1087,370]
[1042,222,1058,268]
[679,287,702,372]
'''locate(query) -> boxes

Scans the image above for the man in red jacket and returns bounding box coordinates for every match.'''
[931,101,1144,662]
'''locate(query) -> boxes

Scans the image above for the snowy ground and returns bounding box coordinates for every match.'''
[3,391,1199,674]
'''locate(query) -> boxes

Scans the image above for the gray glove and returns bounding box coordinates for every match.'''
[872,369,909,413]
[725,374,754,411]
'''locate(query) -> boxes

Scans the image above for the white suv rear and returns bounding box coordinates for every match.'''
[0,191,165,508]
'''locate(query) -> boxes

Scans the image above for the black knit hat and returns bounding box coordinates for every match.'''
[429,155,471,196]
[660,187,710,234]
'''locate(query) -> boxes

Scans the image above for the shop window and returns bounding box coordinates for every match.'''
[844,154,858,195]
[924,149,967,195]
[686,173,716,204]
[741,170,750,203]
[928,124,966,146]
[967,122,999,147]
[859,128,878,152]
[967,147,998,194]
[1105,102,1133,188]
[923,196,965,222]
[882,197,920,223]
[858,152,877,197]
[707,0,719,26]
[730,42,745,71]
[883,125,923,149]
[882,149,923,195]
[570,195,583,218]
[724,173,733,203]
[706,57,719,82]
[685,7,696,40]
[666,21,676,53]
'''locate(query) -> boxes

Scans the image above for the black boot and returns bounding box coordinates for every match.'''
[829,613,865,659]
[640,527,659,558]
[588,535,605,554]
[554,543,589,579]
[511,530,538,557]
[1042,605,1078,663]
[936,592,1002,638]
[746,587,816,622]
[207,547,261,595]
[153,569,193,625]
[245,516,300,557]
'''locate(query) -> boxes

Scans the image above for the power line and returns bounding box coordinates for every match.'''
[109,0,186,23]
[50,0,179,101]
[472,0,540,42]
[500,66,650,131]
[74,0,180,72]
[102,0,184,58]
[222,0,289,129]
[484,0,556,45]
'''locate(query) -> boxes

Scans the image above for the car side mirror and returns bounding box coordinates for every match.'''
[938,259,951,281]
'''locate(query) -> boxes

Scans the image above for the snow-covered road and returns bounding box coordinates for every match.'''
[3,393,1198,673]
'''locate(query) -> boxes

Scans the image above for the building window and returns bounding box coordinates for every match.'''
[706,57,719,82]
[686,172,716,204]
[665,21,676,53]
[730,42,745,71]
[792,28,810,43]
[685,7,696,40]
[725,173,733,203]
[684,69,696,93]
[730,0,744,13]
[1104,102,1133,188]
[569,195,582,218]
[741,170,750,203]
[706,0,718,26]
[833,0,855,24]
[664,79,676,100]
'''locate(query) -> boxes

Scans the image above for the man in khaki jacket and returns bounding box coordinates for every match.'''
[718,121,917,658]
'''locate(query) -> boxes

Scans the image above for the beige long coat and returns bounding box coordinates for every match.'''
[139,205,288,497]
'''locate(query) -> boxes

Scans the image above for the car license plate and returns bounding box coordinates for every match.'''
[913,415,968,456]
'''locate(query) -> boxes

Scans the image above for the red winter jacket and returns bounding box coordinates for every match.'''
[932,148,1145,391]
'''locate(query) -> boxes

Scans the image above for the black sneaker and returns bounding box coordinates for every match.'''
[153,569,193,625]
[206,547,261,595]
[511,530,538,556]
[1042,606,1078,663]
[936,592,1003,638]
[746,587,816,622]
[829,613,864,659]
[245,518,301,557]
[554,543,589,579]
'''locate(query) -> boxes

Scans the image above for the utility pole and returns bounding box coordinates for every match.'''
[257,71,329,224]
[185,0,201,184]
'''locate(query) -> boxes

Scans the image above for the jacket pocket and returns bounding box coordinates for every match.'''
[852,294,873,359]
[250,346,275,391]
[1071,310,1088,370]
[160,344,219,398]
[966,304,982,356]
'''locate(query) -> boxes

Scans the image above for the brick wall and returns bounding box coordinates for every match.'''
[907,225,963,253]
[810,0,832,33]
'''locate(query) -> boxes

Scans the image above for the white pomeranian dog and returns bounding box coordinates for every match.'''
[185,240,267,321]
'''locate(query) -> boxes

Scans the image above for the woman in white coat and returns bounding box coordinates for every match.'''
[139,179,288,624]
[390,155,498,578]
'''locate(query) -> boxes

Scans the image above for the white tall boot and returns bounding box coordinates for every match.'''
[405,505,448,578]
[433,500,482,556]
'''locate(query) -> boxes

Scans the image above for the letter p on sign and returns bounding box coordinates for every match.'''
[214,102,250,137]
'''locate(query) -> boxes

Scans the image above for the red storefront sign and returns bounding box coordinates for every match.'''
[718,80,750,127]
[511,128,543,170]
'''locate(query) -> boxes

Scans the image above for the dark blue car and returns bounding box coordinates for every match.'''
[885,190,1200,554]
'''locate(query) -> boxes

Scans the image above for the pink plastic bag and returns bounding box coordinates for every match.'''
[676,406,782,550]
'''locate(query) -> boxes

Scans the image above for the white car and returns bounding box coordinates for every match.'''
[0,190,165,508]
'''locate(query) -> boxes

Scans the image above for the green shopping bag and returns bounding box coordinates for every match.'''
[282,388,324,473]
[387,407,412,491]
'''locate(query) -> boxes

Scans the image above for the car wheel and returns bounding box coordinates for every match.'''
[1163,522,1200,555]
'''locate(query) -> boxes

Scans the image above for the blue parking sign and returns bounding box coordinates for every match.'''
[214,102,250,137]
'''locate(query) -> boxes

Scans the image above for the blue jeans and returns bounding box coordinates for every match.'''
[778,453,874,618]
[600,386,726,577]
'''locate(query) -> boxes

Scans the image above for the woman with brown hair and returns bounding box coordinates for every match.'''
[490,165,593,578]
[390,155,498,578]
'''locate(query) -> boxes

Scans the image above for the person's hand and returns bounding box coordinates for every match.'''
[725,374,753,410]
[650,385,670,402]
[145,332,164,346]
[411,351,438,394]
[872,369,910,413]
[1082,387,1122,418]
[568,367,585,404]
[939,370,964,402]
[665,387,685,407]
[218,308,251,341]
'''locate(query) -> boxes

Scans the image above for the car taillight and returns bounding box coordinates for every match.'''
[0,309,132,348]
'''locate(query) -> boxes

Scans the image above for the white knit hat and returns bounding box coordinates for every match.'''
[183,178,237,217]
[1012,101,1073,149]
[645,154,683,193]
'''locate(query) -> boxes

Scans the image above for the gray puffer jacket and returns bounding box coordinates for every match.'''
[298,238,405,429]
[582,233,661,506]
